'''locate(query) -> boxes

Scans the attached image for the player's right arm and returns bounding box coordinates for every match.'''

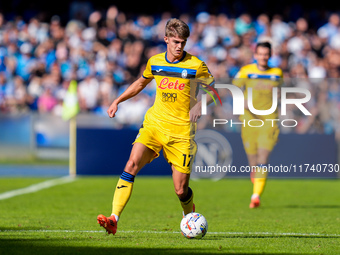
[108,57,155,118]
[107,76,152,118]
[190,61,215,122]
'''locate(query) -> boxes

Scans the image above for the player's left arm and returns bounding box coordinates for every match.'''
[190,61,216,122]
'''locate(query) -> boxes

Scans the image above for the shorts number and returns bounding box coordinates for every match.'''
[182,154,193,167]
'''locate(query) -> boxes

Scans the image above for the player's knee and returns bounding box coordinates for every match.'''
[257,148,271,164]
[125,159,138,175]
[257,155,268,165]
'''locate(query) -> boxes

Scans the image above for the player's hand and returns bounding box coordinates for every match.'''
[190,102,202,123]
[107,101,118,118]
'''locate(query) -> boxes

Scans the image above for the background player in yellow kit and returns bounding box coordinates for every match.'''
[97,18,213,235]
[233,42,283,208]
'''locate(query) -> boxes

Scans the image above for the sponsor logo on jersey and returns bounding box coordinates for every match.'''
[158,77,185,90]
[162,92,177,102]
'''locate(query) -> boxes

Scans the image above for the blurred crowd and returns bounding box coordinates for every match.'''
[0,6,340,134]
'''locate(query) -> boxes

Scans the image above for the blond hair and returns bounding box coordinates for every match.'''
[165,18,190,39]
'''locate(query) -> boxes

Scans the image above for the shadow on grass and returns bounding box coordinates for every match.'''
[205,235,340,240]
[0,238,313,255]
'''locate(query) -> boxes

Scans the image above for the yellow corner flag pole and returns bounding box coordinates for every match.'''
[69,117,77,177]
[62,80,80,177]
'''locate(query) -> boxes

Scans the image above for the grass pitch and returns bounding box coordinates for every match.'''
[0,176,340,254]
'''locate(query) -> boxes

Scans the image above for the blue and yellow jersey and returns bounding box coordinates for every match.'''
[233,63,283,118]
[142,51,213,138]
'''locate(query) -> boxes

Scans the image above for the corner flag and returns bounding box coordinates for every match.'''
[62,80,80,177]
[62,80,80,121]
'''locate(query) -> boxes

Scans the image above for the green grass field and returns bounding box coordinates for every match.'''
[0,176,340,254]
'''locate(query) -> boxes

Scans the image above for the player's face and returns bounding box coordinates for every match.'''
[254,46,271,68]
[164,35,187,60]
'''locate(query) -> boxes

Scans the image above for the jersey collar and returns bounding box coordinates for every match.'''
[165,51,187,64]
[255,63,270,72]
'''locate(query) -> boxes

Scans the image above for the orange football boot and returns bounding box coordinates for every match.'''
[97,214,118,235]
[249,194,260,209]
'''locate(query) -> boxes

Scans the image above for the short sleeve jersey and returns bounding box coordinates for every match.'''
[142,51,213,138]
[233,63,283,116]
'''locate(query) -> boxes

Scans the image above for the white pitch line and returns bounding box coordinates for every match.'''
[0,176,75,200]
[0,229,339,237]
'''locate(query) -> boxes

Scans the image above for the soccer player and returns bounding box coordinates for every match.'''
[233,42,283,208]
[97,18,214,235]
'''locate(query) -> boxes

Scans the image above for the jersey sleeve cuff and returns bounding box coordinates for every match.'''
[142,75,152,79]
